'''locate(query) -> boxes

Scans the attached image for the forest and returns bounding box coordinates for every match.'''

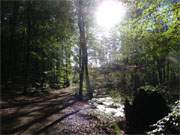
[1,0,180,134]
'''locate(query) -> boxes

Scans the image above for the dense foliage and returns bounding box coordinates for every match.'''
[118,0,179,90]
[1,0,74,94]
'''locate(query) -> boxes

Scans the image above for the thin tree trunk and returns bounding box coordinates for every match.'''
[79,47,84,97]
[167,59,170,84]
[64,44,69,87]
[85,53,92,98]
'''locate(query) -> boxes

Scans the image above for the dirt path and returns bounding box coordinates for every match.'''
[0,88,115,135]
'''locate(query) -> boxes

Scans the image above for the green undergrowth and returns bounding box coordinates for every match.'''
[108,89,133,103]
[139,85,179,104]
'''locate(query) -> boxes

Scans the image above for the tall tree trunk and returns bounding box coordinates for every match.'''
[77,0,92,99]
[78,0,84,98]
[10,2,19,83]
[5,1,19,90]
[24,0,32,92]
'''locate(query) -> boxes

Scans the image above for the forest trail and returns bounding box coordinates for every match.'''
[0,88,120,135]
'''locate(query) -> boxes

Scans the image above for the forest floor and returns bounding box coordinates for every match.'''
[0,87,125,135]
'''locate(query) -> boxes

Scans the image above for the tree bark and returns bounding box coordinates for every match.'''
[24,0,32,92]
[77,0,92,99]
[77,0,84,98]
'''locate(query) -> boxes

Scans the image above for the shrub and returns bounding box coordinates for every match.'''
[147,100,180,135]
[124,89,170,134]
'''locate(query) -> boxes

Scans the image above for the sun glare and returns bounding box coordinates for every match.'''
[95,0,126,29]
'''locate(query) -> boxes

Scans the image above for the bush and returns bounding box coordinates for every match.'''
[147,100,180,135]
[124,89,170,134]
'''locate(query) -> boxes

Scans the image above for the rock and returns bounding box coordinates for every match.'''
[114,108,125,117]
[96,105,106,111]
[89,96,125,120]
[103,100,114,106]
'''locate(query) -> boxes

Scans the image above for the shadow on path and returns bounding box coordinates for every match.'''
[36,110,80,134]
[1,89,78,135]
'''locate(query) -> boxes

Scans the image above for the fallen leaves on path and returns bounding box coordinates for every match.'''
[1,88,124,135]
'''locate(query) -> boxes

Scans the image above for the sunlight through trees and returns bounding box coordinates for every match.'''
[1,0,179,134]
